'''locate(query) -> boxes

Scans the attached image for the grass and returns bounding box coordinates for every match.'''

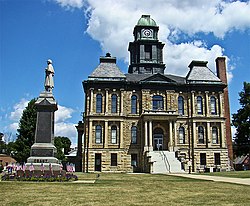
[197,170,250,178]
[1,173,250,206]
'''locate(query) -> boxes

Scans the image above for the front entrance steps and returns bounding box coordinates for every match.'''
[147,151,185,174]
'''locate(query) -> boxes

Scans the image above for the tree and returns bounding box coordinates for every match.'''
[232,82,250,156]
[10,99,37,162]
[54,136,71,161]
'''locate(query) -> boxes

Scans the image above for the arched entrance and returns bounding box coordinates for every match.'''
[153,128,163,151]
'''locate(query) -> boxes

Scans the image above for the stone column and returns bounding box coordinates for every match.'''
[219,92,223,117]
[191,91,195,115]
[169,121,173,151]
[90,88,94,115]
[105,89,109,114]
[120,89,124,115]
[144,121,148,151]
[205,91,209,116]
[173,121,177,151]
[104,120,108,148]
[207,121,211,147]
[120,121,123,148]
[193,122,197,147]
[89,120,93,148]
[221,122,226,148]
[149,121,153,151]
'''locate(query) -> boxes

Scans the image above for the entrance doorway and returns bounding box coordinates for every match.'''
[153,128,164,151]
[95,153,101,171]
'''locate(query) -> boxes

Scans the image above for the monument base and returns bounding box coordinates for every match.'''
[30,143,57,159]
[26,162,61,171]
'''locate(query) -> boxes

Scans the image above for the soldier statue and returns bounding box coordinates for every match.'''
[44,59,54,92]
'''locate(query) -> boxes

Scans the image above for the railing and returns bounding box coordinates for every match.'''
[160,151,171,173]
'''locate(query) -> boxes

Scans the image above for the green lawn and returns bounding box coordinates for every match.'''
[1,173,250,206]
[197,170,250,178]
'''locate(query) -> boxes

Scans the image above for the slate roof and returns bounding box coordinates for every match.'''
[88,55,126,80]
[186,61,222,84]
[125,73,186,84]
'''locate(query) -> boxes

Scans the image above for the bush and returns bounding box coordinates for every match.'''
[1,173,78,182]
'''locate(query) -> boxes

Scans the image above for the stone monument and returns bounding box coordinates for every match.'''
[26,59,60,172]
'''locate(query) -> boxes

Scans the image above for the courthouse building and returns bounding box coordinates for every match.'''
[81,15,233,173]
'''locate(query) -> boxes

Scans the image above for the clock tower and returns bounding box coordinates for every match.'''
[128,15,165,74]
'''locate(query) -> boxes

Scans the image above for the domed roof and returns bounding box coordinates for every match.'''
[137,15,157,27]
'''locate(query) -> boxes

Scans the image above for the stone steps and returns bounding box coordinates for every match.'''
[148,151,185,174]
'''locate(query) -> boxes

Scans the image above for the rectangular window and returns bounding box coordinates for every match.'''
[145,45,152,60]
[214,153,221,165]
[200,153,206,166]
[111,128,117,144]
[131,154,137,167]
[111,153,117,166]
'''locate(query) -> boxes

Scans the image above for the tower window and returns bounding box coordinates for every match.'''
[145,45,152,60]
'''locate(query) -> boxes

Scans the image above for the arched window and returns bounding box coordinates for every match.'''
[131,126,137,144]
[95,125,102,144]
[197,96,203,115]
[178,96,184,115]
[96,94,102,113]
[111,94,117,113]
[131,95,137,114]
[152,95,163,110]
[111,126,117,144]
[198,126,205,144]
[179,127,185,144]
[210,96,217,115]
[212,127,218,144]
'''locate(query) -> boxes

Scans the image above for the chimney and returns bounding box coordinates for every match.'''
[215,57,233,162]
[216,57,227,84]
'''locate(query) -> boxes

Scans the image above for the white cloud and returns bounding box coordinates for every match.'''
[53,0,84,9]
[5,98,77,145]
[53,0,250,81]
[9,123,19,132]
[9,98,29,121]
[55,105,74,123]
[165,41,224,76]
[55,122,77,145]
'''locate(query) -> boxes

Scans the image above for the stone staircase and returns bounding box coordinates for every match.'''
[148,151,185,174]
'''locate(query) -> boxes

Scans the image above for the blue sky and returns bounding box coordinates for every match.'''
[0,0,250,146]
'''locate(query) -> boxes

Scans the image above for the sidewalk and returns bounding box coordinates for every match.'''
[167,173,250,186]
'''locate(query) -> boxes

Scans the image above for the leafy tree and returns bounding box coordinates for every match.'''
[232,82,250,156]
[11,99,37,162]
[54,136,71,161]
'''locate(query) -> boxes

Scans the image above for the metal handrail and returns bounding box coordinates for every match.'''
[160,151,171,173]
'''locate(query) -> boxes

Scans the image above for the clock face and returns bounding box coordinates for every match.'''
[142,29,153,38]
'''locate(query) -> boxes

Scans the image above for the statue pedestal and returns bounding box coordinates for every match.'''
[27,91,60,171]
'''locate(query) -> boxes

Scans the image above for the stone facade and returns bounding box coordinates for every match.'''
[81,15,232,173]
